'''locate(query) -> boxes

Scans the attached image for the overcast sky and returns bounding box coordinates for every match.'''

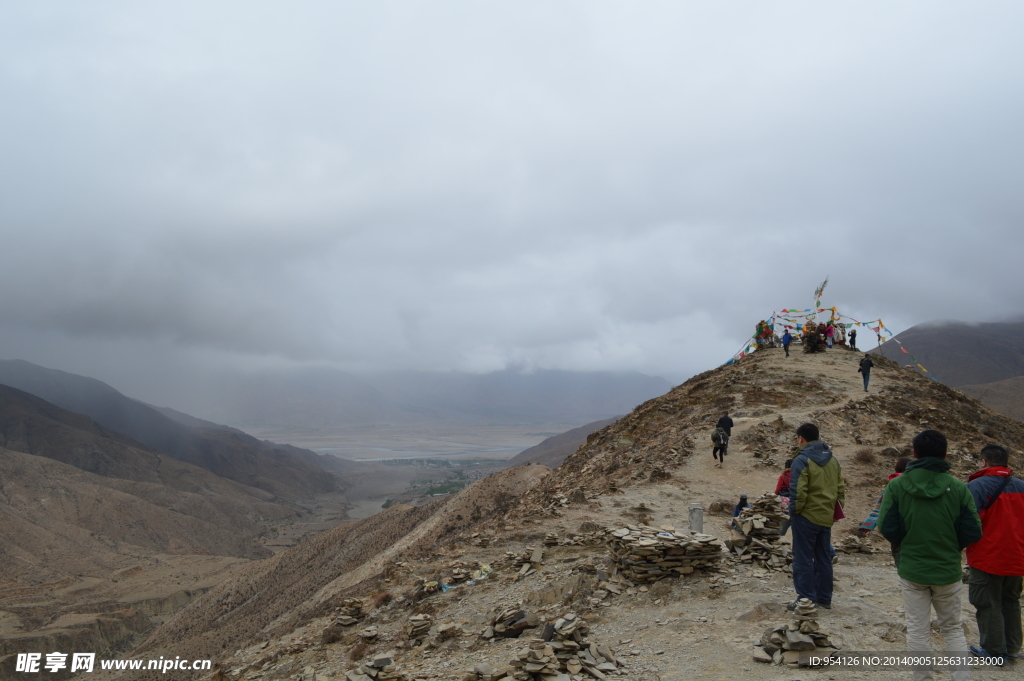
[2,2,1023,404]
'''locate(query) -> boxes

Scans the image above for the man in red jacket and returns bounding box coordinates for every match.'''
[966,444,1024,662]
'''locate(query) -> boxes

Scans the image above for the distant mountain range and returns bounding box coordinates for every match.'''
[0,359,342,498]
[876,319,1024,422]
[0,382,310,587]
[107,366,673,430]
[876,319,1024,386]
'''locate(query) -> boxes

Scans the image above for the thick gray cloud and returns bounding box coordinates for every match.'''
[1,2,1023,401]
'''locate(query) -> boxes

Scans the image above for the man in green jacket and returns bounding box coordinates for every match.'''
[879,430,983,681]
[788,422,845,608]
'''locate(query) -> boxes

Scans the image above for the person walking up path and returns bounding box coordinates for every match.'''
[965,444,1024,663]
[782,330,792,357]
[711,426,729,467]
[716,412,734,437]
[788,423,845,609]
[858,354,873,392]
[879,429,982,681]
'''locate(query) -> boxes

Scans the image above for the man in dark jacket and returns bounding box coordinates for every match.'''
[716,412,734,437]
[879,430,982,681]
[782,330,792,357]
[966,444,1024,662]
[788,423,845,609]
[849,328,857,350]
[858,355,873,392]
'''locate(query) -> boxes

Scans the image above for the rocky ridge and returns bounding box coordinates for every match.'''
[97,345,1024,681]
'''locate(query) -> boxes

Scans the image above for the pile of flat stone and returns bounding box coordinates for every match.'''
[837,535,879,554]
[542,532,602,548]
[508,613,620,680]
[445,562,476,583]
[334,598,365,626]
[736,494,788,537]
[753,599,838,667]
[500,547,544,579]
[605,526,723,582]
[726,495,792,570]
[484,608,540,639]
[469,532,494,547]
[405,614,433,643]
[346,651,408,681]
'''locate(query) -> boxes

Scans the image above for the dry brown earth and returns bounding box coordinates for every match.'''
[88,346,1024,681]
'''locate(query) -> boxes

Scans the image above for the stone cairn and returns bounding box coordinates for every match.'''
[753,599,838,667]
[322,599,369,643]
[469,531,494,547]
[346,651,408,681]
[725,494,792,570]
[334,598,366,626]
[483,608,540,639]
[837,535,879,554]
[508,613,621,681]
[444,561,477,584]
[405,614,433,644]
[605,526,723,582]
[499,547,545,579]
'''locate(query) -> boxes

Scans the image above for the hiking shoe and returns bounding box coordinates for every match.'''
[786,600,799,611]
[817,602,832,609]
[969,645,1005,666]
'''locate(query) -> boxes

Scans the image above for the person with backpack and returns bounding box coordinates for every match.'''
[858,354,874,392]
[782,330,793,357]
[788,423,845,609]
[966,444,1024,663]
[879,430,982,681]
[711,426,729,466]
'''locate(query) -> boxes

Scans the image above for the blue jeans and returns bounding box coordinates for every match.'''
[862,371,870,391]
[791,514,834,605]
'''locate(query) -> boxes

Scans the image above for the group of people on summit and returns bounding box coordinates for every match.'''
[779,321,859,357]
[780,422,1022,678]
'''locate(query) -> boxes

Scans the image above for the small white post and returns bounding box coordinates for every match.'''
[688,502,704,534]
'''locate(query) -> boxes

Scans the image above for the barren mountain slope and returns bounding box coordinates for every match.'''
[132,466,550,665]
[0,360,342,498]
[960,374,1024,422]
[0,446,285,672]
[0,447,280,584]
[505,418,619,468]
[102,346,1024,681]
[875,319,1024,386]
[0,385,307,510]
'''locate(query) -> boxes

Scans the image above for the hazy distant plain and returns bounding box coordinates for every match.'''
[242,423,570,461]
